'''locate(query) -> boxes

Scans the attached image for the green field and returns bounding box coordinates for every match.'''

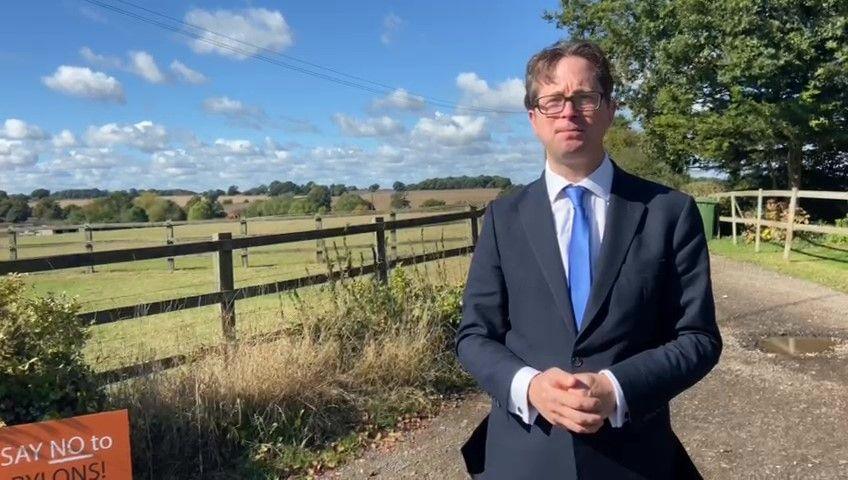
[708,236,848,293]
[3,211,475,371]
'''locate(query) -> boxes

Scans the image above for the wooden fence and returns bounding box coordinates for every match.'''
[0,208,484,383]
[711,189,848,260]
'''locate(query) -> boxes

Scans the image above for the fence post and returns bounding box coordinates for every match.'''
[84,224,95,273]
[730,193,737,245]
[214,232,236,343]
[7,228,17,261]
[165,220,175,272]
[468,205,479,247]
[374,216,388,283]
[755,189,763,253]
[315,214,324,263]
[240,218,249,268]
[783,187,798,261]
[389,210,397,262]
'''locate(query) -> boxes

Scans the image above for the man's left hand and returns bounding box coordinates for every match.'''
[570,373,617,419]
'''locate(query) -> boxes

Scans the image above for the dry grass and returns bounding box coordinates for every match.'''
[108,263,469,479]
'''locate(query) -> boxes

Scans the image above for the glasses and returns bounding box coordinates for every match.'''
[534,91,603,115]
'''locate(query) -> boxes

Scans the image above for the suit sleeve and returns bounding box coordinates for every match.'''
[607,196,722,422]
[455,202,529,408]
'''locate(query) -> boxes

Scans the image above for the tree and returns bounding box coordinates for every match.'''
[227,185,240,196]
[119,206,149,223]
[33,198,64,221]
[368,184,380,192]
[392,181,406,191]
[30,188,50,199]
[306,186,331,211]
[547,0,848,189]
[334,192,374,212]
[1,198,31,223]
[188,199,215,220]
[390,191,410,209]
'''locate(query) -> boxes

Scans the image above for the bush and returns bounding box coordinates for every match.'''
[135,193,185,222]
[111,264,468,478]
[826,215,848,245]
[33,198,64,221]
[420,198,447,208]
[334,192,374,213]
[187,199,215,220]
[390,191,410,210]
[0,276,103,426]
[680,180,727,198]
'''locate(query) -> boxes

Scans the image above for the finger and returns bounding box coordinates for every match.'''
[554,405,604,429]
[548,369,579,390]
[558,391,601,412]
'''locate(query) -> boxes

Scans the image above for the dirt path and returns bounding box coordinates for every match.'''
[322,255,848,479]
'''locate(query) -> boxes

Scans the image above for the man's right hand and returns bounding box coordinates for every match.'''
[527,367,605,434]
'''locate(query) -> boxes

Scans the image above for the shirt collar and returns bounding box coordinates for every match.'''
[544,153,613,204]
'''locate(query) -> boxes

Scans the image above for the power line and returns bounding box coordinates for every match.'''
[80,0,525,115]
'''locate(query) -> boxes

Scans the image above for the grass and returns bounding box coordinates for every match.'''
[107,262,472,479]
[4,210,475,371]
[708,235,848,293]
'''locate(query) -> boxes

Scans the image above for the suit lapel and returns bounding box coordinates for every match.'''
[519,175,577,338]
[576,163,645,343]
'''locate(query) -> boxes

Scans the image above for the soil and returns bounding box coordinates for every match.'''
[321,255,848,479]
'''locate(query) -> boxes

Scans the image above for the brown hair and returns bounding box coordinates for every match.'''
[524,40,614,110]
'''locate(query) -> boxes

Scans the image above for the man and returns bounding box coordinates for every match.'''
[455,40,722,479]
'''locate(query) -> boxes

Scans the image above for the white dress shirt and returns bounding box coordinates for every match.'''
[507,154,629,427]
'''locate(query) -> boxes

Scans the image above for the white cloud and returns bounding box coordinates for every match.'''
[53,148,121,170]
[152,149,203,176]
[202,96,266,128]
[0,139,39,168]
[85,121,169,152]
[80,47,123,70]
[184,8,294,59]
[381,13,402,45]
[332,114,404,137]
[371,88,425,111]
[412,112,489,146]
[1,119,46,140]
[129,51,166,84]
[456,72,524,112]
[52,130,77,148]
[42,66,125,103]
[170,60,207,84]
[214,138,259,156]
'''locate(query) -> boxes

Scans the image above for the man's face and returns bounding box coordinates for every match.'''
[528,56,615,164]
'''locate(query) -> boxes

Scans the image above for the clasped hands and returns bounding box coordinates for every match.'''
[527,367,616,434]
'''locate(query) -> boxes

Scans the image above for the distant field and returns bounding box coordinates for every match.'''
[3,209,477,371]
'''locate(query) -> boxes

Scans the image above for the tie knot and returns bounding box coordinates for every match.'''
[564,185,588,209]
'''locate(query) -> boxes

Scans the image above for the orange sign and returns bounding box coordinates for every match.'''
[0,409,132,480]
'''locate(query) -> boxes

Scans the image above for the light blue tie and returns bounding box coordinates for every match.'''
[565,186,591,330]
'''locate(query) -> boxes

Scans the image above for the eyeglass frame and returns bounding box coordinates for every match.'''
[532,91,605,115]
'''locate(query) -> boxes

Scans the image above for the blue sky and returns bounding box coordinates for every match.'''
[0,0,567,194]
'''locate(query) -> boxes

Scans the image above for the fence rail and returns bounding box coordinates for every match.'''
[1,208,485,383]
[711,189,848,260]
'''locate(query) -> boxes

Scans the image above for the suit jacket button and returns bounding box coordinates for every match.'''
[571,356,583,368]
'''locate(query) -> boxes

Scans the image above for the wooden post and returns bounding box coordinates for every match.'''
[389,210,397,261]
[730,194,738,245]
[468,205,479,247]
[84,224,95,273]
[7,228,17,261]
[755,189,763,253]
[214,232,236,342]
[240,218,249,268]
[165,220,175,272]
[783,188,798,261]
[374,216,388,283]
[315,214,324,263]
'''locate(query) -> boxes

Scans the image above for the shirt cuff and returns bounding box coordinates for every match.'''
[508,366,541,425]
[599,369,629,428]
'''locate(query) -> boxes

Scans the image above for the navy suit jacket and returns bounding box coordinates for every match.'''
[455,161,721,479]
